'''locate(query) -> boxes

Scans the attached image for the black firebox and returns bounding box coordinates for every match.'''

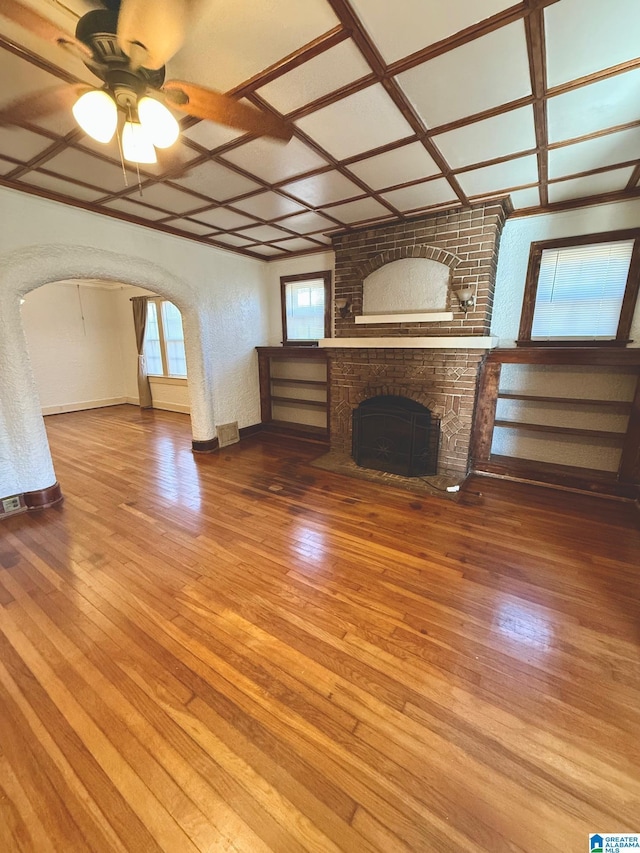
[352,395,440,477]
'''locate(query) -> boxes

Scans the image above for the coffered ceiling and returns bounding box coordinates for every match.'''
[1,0,639,260]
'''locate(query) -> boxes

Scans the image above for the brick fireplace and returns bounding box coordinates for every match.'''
[321,200,509,477]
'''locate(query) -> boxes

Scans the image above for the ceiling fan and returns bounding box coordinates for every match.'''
[0,0,293,166]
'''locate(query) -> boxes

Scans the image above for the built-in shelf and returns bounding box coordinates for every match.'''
[498,392,632,412]
[271,377,327,388]
[271,395,326,408]
[257,346,329,442]
[354,311,454,325]
[494,420,626,440]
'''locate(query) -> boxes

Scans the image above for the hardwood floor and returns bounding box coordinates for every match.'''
[1,405,639,852]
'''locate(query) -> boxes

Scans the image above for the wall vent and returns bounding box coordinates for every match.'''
[217,421,240,448]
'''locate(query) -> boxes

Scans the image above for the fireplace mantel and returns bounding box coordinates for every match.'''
[318,336,498,349]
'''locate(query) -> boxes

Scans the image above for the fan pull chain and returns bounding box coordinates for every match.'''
[115,120,129,188]
[125,102,144,196]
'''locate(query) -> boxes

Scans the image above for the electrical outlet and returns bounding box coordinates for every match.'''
[1,495,25,516]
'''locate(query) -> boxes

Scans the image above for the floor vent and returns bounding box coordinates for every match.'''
[217,421,240,448]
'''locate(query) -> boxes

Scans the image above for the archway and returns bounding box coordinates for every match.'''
[0,243,217,504]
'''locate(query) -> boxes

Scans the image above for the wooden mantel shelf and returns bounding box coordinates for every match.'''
[318,336,498,349]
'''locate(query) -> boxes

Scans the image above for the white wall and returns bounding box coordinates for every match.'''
[0,186,270,498]
[21,281,129,414]
[492,197,640,346]
[264,251,335,344]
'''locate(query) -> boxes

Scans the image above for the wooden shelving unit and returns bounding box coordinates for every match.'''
[470,348,640,498]
[257,347,329,441]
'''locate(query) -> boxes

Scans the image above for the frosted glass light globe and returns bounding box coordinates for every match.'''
[138,96,180,148]
[72,90,117,143]
[122,121,157,164]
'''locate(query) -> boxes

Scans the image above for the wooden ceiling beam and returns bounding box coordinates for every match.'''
[324,0,470,208]
[524,1,549,206]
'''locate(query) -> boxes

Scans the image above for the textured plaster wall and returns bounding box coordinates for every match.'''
[492,197,640,347]
[21,281,128,413]
[362,258,450,314]
[0,186,268,498]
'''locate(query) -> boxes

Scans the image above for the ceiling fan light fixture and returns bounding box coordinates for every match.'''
[137,96,180,149]
[122,120,157,164]
[72,89,117,143]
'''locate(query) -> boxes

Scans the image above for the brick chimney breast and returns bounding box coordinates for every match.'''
[326,201,509,476]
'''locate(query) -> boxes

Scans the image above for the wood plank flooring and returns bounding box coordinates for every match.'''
[1,404,639,852]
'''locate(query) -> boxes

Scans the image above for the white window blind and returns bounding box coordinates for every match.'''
[531,239,633,339]
[285,279,325,341]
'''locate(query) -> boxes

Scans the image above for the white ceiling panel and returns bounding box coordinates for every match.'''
[349,0,515,63]
[42,148,134,193]
[548,167,635,204]
[173,160,261,201]
[382,178,458,211]
[326,197,391,223]
[433,106,536,169]
[281,171,363,206]
[396,22,531,128]
[549,127,640,179]
[509,187,541,209]
[347,142,440,190]
[191,207,258,230]
[211,233,257,247]
[17,170,103,201]
[248,245,283,256]
[237,224,292,242]
[257,40,372,115]
[0,127,53,163]
[547,70,640,143]
[181,121,246,152]
[221,136,328,183]
[232,191,306,219]
[275,211,336,234]
[101,198,170,220]
[456,154,539,196]
[125,182,203,214]
[546,0,640,88]
[271,237,321,252]
[168,0,339,93]
[165,218,216,236]
[295,84,414,160]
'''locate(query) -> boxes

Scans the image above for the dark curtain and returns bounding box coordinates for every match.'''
[131,297,153,409]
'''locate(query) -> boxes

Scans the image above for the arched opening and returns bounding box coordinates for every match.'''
[0,244,217,504]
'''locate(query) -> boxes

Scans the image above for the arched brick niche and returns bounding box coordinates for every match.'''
[332,201,508,339]
[361,255,455,315]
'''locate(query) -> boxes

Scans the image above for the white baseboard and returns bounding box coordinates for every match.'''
[150,400,191,414]
[42,397,128,416]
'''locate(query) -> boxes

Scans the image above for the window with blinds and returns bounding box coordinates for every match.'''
[518,230,640,346]
[531,240,634,339]
[280,271,331,344]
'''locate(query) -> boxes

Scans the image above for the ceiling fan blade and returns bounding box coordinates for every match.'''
[0,84,90,127]
[0,0,92,57]
[117,0,188,71]
[163,81,293,142]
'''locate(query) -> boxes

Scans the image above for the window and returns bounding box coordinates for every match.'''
[144,299,187,377]
[518,230,640,346]
[280,271,331,345]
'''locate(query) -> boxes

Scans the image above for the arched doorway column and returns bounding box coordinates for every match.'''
[0,244,217,502]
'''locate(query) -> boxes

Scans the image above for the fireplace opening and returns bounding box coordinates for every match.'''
[352,395,440,477]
